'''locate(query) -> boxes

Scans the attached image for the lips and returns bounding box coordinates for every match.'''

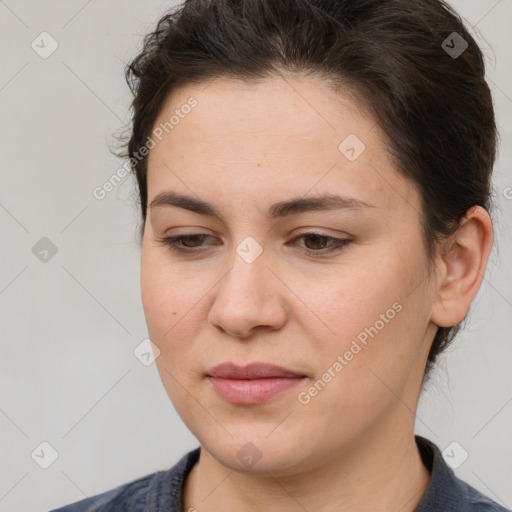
[208,362,305,379]
[207,362,306,405]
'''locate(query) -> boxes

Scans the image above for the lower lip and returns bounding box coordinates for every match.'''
[208,376,305,405]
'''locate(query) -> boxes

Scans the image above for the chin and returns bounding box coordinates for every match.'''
[198,431,313,476]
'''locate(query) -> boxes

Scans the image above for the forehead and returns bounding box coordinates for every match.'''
[150,74,374,152]
[146,74,420,217]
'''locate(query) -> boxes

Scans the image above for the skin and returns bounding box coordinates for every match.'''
[140,74,493,512]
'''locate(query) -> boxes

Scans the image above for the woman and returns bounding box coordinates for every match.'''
[51,0,509,510]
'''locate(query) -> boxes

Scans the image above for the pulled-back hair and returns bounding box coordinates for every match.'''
[120,0,498,379]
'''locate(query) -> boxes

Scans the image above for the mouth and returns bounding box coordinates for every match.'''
[207,362,307,405]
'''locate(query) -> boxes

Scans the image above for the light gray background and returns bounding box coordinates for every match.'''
[0,1,511,511]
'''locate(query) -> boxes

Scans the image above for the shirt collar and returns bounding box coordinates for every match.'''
[413,434,470,511]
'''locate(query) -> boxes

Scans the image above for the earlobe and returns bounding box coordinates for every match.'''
[430,206,493,328]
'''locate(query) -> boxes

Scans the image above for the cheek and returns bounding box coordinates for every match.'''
[140,252,205,410]
[315,266,401,343]
[141,249,192,342]
[309,256,427,385]
[140,247,216,373]
[140,253,213,437]
[140,249,169,338]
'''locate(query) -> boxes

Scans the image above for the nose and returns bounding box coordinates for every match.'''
[207,249,288,339]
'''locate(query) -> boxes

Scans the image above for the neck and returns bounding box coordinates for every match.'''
[183,421,431,512]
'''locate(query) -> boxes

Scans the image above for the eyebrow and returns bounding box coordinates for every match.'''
[149,191,378,219]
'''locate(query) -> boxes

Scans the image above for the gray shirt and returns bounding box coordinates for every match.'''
[49,436,510,511]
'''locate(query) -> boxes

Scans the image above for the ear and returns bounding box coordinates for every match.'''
[430,206,494,328]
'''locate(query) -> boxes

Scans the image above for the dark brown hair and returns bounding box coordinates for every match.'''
[119,0,498,380]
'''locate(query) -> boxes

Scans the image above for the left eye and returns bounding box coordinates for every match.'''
[289,233,352,255]
[157,232,352,257]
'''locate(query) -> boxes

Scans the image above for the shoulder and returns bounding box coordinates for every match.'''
[414,436,510,512]
[48,471,160,511]
[49,447,201,512]
[464,482,511,512]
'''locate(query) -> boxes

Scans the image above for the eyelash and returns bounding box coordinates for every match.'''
[157,233,352,258]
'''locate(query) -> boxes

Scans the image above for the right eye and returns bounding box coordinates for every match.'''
[157,234,214,253]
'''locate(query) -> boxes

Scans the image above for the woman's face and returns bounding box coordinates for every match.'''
[141,74,438,474]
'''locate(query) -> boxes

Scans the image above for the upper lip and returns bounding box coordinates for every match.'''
[208,362,305,379]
